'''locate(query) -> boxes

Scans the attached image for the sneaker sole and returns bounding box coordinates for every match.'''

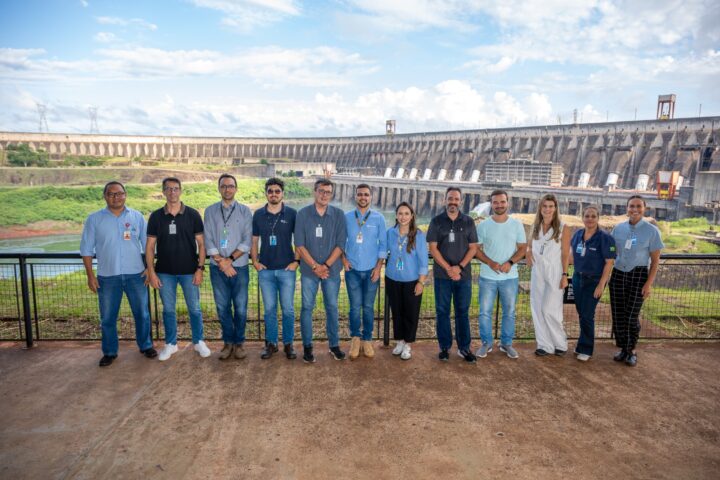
[302,357,316,364]
[329,351,345,361]
[475,347,493,358]
[499,347,519,359]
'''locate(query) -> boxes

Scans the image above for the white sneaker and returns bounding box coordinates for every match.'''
[400,343,412,360]
[392,340,405,356]
[194,340,211,358]
[576,353,591,362]
[158,343,178,361]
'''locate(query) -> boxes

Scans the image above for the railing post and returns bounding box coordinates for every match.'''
[383,289,390,346]
[18,255,33,348]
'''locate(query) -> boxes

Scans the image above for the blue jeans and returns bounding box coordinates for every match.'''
[345,268,379,341]
[258,268,296,345]
[478,276,519,346]
[573,272,601,355]
[157,273,204,345]
[434,278,472,351]
[209,265,249,345]
[97,273,152,356]
[300,274,341,348]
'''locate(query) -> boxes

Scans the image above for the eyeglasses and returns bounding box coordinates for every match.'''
[356,193,371,197]
[266,188,282,194]
[106,192,126,198]
[317,189,333,196]
[219,185,236,190]
[163,187,181,193]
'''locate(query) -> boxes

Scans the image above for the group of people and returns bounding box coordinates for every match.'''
[80,176,663,368]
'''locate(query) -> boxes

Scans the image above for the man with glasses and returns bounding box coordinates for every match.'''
[342,184,386,359]
[204,173,253,360]
[81,181,156,367]
[251,178,299,360]
[146,177,211,361]
[294,178,347,363]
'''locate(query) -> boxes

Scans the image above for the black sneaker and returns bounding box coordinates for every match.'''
[535,348,550,356]
[99,355,117,367]
[554,349,567,356]
[261,342,278,360]
[141,347,157,359]
[458,349,477,363]
[438,349,449,361]
[303,345,315,363]
[329,346,346,360]
[613,350,628,362]
[625,352,638,367]
[284,343,297,360]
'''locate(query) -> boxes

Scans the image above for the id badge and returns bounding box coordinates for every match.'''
[449,231,456,243]
[396,258,404,271]
[169,222,177,235]
[123,230,131,241]
[269,235,277,246]
[220,238,229,249]
[631,234,637,246]
[356,232,363,244]
[539,244,545,255]
[625,238,633,250]
[315,226,323,238]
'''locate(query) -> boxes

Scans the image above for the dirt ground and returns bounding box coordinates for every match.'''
[0,341,718,480]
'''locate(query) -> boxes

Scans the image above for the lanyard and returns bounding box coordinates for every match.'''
[221,203,236,227]
[355,209,371,230]
[269,206,283,236]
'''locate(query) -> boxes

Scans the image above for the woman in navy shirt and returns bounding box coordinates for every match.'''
[570,205,616,362]
[385,202,429,360]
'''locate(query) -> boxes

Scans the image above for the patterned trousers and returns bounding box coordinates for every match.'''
[609,266,648,352]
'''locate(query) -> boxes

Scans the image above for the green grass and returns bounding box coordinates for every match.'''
[656,218,720,253]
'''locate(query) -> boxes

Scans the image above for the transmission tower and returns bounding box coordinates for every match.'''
[88,106,99,133]
[36,103,49,133]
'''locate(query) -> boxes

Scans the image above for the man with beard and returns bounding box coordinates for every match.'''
[81,181,156,367]
[251,177,299,360]
[475,190,527,359]
[342,184,387,360]
[204,173,253,360]
[427,187,478,363]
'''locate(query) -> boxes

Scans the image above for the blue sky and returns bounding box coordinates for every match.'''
[1,0,718,137]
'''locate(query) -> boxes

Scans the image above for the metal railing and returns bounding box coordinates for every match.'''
[1,253,719,346]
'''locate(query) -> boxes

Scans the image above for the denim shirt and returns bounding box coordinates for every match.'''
[385,226,429,282]
[344,208,387,271]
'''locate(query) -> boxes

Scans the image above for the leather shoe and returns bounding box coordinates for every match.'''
[99,355,116,367]
[284,343,297,360]
[141,348,157,359]
[613,350,628,362]
[625,352,638,367]
[261,342,278,359]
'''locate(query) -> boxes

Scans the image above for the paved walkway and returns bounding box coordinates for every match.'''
[1,341,718,479]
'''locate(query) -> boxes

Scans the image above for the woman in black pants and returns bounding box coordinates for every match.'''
[385,202,429,360]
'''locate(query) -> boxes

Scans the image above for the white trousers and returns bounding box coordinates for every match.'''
[530,264,568,352]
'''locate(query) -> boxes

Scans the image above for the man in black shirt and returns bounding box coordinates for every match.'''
[146,177,210,361]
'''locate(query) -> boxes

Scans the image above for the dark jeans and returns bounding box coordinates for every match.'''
[572,272,601,356]
[434,277,472,351]
[386,276,422,343]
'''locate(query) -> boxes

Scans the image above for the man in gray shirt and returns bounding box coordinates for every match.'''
[204,173,253,360]
[294,178,347,363]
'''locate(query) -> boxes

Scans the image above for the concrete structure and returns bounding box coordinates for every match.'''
[484,160,564,186]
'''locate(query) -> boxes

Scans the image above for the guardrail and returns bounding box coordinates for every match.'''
[1,253,719,347]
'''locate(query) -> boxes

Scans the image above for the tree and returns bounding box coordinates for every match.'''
[6,144,49,167]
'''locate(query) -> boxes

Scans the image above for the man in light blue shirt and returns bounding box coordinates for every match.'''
[475,190,527,359]
[80,181,155,367]
[342,184,387,359]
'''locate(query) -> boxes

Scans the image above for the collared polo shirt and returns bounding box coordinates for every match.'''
[294,204,347,277]
[476,216,526,280]
[344,208,387,272]
[385,226,429,282]
[611,219,664,272]
[80,207,146,277]
[252,203,297,270]
[204,200,253,267]
[147,203,204,275]
[571,228,616,276]
[426,210,478,281]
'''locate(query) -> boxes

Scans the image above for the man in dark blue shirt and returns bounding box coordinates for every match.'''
[251,178,299,360]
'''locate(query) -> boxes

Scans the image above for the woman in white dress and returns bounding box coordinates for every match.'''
[526,194,571,356]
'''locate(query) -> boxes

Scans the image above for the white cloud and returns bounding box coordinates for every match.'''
[93,32,118,43]
[96,16,158,31]
[190,0,300,32]
[80,0,89,7]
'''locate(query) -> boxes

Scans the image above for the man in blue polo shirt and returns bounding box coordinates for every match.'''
[342,184,387,360]
[81,181,156,367]
[251,177,299,360]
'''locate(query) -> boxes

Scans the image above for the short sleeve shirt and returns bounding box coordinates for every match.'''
[611,219,664,272]
[571,228,616,276]
[426,211,478,281]
[294,204,347,277]
[476,216,527,280]
[252,204,297,270]
[147,203,204,275]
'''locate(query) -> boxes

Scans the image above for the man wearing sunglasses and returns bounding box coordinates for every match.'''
[251,178,299,360]
[204,173,254,361]
[294,178,347,363]
[81,181,156,367]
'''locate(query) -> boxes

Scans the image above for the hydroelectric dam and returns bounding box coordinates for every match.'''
[2,116,719,220]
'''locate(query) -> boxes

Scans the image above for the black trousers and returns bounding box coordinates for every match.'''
[385,276,422,343]
[609,267,648,352]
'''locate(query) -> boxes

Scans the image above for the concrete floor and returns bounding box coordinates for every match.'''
[0,341,718,480]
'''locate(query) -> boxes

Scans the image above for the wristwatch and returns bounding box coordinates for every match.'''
[197,265,206,271]
[508,259,514,266]
[562,272,568,276]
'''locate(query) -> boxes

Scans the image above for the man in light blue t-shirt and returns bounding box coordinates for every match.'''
[474,190,527,359]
